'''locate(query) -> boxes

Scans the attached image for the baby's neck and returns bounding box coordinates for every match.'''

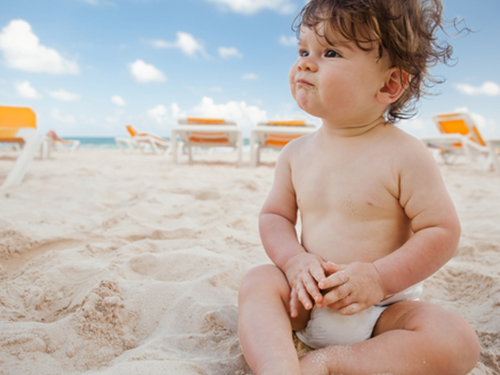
[321,116,388,138]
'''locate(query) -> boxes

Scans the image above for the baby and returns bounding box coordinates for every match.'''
[238,0,480,374]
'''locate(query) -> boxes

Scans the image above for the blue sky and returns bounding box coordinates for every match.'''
[1,0,499,139]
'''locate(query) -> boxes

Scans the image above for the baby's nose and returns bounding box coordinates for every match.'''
[297,57,317,72]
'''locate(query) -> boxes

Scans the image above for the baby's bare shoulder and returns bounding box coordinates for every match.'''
[383,126,435,165]
[279,131,317,162]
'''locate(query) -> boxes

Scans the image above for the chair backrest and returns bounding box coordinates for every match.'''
[178,118,237,145]
[257,120,316,148]
[433,112,486,146]
[126,125,138,137]
[262,120,315,128]
[179,118,236,126]
[0,106,36,141]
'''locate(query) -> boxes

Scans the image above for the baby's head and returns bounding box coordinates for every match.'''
[293,0,459,122]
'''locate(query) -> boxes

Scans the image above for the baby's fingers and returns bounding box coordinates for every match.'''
[289,289,299,318]
[309,260,326,283]
[323,261,347,275]
[339,303,362,316]
[318,270,349,290]
[303,273,323,304]
[296,282,314,311]
[317,283,350,308]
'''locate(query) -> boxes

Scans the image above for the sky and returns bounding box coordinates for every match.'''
[1,0,499,139]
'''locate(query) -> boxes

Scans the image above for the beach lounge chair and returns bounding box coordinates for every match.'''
[171,118,243,166]
[0,106,49,189]
[421,112,499,171]
[487,139,500,175]
[115,125,170,154]
[249,120,317,166]
[46,130,80,152]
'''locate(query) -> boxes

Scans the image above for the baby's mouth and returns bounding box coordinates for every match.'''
[297,79,313,87]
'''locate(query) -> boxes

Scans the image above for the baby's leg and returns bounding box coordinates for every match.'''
[238,264,309,375]
[299,301,479,375]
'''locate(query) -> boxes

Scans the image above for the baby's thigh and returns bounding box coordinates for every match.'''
[374,300,474,341]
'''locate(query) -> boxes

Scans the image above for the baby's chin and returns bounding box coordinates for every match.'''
[292,92,312,113]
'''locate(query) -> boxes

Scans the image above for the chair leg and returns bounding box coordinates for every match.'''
[487,142,500,174]
[1,132,39,189]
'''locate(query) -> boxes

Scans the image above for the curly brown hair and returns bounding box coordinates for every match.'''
[292,0,465,122]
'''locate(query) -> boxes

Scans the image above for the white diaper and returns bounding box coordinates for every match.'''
[295,282,423,349]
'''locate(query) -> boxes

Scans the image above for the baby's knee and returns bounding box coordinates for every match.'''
[414,308,480,375]
[441,314,480,374]
[239,264,288,298]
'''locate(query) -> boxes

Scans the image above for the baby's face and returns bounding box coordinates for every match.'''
[289,22,391,127]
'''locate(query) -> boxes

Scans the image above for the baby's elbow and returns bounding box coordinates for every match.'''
[444,214,461,256]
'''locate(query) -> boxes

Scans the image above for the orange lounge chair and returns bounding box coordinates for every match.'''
[171,118,243,166]
[115,125,170,154]
[0,106,49,188]
[421,112,499,172]
[250,120,316,166]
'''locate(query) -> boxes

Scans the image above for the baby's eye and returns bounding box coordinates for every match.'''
[325,49,340,58]
[299,49,309,57]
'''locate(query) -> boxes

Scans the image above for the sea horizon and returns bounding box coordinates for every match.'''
[68,136,252,149]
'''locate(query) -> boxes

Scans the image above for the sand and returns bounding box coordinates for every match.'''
[0,148,499,375]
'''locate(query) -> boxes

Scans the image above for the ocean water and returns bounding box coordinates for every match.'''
[72,137,251,149]
[72,137,122,149]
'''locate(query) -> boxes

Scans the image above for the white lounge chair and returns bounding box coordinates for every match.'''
[171,118,243,166]
[250,120,316,166]
[115,125,170,154]
[421,112,499,173]
[487,139,500,174]
[46,130,80,152]
[0,106,49,189]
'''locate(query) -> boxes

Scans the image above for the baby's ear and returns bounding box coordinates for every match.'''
[377,68,409,104]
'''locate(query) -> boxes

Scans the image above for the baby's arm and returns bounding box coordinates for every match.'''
[260,145,329,317]
[319,140,461,314]
[374,142,461,293]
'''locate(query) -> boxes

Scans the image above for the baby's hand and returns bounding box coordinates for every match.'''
[317,262,385,315]
[282,253,329,318]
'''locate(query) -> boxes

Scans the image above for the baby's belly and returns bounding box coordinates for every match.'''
[301,216,411,264]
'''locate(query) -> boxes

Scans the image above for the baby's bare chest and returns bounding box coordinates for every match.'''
[292,159,401,220]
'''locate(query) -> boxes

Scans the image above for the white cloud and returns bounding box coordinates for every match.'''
[0,19,79,75]
[398,118,429,138]
[129,59,166,83]
[150,32,208,58]
[15,80,41,99]
[218,46,242,59]
[455,82,500,96]
[51,108,76,124]
[279,35,297,46]
[49,89,81,102]
[147,103,184,125]
[242,73,258,80]
[146,98,268,136]
[191,97,267,130]
[105,109,124,125]
[203,0,296,14]
[111,95,126,106]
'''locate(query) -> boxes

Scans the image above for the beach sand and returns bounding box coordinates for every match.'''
[0,148,499,375]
